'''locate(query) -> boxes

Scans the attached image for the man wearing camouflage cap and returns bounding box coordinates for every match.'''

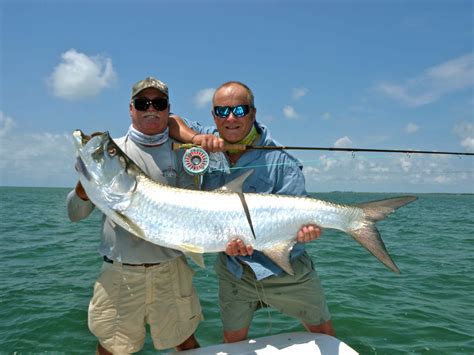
[67,76,202,354]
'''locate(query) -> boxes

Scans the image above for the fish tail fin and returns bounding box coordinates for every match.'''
[349,196,417,274]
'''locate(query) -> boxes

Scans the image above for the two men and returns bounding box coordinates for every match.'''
[170,81,335,342]
[67,77,201,354]
[69,77,334,352]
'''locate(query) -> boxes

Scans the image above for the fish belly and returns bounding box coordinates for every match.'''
[123,180,255,252]
[119,177,363,253]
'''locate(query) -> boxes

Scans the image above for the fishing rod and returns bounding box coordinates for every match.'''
[172,142,474,175]
[173,142,474,156]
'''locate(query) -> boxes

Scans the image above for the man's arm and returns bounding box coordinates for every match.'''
[168,114,200,143]
[168,114,225,152]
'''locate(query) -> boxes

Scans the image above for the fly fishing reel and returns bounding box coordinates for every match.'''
[182,146,210,175]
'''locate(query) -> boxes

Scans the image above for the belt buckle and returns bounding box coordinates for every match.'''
[142,262,160,268]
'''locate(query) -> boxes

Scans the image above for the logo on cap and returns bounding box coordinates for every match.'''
[131,77,168,98]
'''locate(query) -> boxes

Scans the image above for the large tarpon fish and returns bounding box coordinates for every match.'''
[72,130,417,274]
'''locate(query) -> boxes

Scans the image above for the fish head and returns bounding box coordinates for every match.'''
[72,130,138,208]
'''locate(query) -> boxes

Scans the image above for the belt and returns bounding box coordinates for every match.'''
[103,255,160,267]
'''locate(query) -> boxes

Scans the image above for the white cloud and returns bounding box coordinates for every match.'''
[283,105,299,119]
[316,155,338,172]
[453,121,474,152]
[376,53,474,106]
[0,131,76,187]
[48,49,117,100]
[193,88,215,108]
[334,136,352,148]
[300,152,471,193]
[399,156,412,172]
[433,175,451,184]
[405,122,419,134]
[460,137,474,152]
[321,112,332,120]
[0,111,15,137]
[292,87,308,100]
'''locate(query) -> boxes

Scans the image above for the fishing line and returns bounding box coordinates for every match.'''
[252,279,273,334]
[204,158,474,177]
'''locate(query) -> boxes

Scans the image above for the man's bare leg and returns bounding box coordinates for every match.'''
[175,333,200,351]
[303,319,335,336]
[223,326,249,343]
[96,342,112,355]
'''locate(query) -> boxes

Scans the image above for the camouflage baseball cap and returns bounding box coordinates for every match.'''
[131,76,168,98]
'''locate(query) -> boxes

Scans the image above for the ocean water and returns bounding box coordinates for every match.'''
[0,187,473,354]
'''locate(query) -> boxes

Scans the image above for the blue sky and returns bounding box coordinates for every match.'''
[1,0,473,193]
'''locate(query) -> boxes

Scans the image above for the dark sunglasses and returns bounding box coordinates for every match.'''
[133,97,168,111]
[213,105,251,119]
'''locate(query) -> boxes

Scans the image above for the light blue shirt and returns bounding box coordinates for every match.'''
[187,120,309,280]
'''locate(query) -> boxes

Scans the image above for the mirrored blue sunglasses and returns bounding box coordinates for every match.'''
[213,105,251,119]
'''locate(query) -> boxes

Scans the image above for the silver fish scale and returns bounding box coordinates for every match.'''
[244,193,365,246]
[123,176,254,252]
[120,175,366,253]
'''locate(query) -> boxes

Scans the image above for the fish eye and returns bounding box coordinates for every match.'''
[107,146,117,156]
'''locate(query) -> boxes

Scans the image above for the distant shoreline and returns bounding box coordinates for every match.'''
[1,185,472,195]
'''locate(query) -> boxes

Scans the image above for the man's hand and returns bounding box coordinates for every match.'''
[192,134,225,153]
[75,181,89,201]
[225,238,254,256]
[296,224,322,243]
[224,225,321,257]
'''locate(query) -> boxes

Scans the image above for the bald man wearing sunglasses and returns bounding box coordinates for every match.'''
[67,76,202,354]
[169,81,335,344]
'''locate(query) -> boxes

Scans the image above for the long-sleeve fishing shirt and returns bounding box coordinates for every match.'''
[66,135,195,264]
[185,120,308,280]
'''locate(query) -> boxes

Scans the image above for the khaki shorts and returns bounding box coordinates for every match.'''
[88,255,202,353]
[215,251,331,331]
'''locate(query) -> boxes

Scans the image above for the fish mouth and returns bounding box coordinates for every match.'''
[73,130,108,147]
[75,156,91,181]
[72,130,112,181]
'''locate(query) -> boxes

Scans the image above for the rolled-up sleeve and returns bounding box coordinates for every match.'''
[182,118,218,136]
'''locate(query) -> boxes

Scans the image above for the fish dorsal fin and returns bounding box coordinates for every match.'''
[261,240,297,276]
[185,252,206,269]
[216,170,254,193]
[237,192,256,240]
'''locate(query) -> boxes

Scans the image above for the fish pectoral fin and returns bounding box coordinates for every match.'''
[215,170,254,193]
[179,243,205,254]
[185,252,206,269]
[180,244,205,268]
[261,240,297,276]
